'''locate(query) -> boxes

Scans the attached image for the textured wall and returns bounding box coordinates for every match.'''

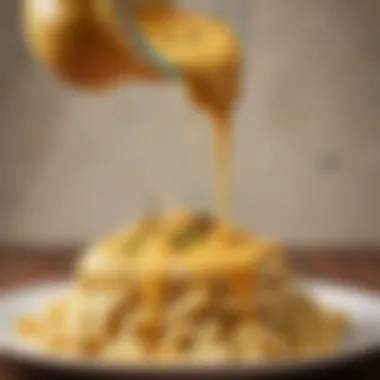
[0,0,379,245]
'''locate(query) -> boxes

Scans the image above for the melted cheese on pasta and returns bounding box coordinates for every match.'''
[17,211,346,361]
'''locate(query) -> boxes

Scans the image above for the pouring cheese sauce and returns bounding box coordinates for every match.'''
[135,11,240,222]
[17,4,347,361]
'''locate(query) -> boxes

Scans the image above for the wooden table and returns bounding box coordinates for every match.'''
[1,246,380,379]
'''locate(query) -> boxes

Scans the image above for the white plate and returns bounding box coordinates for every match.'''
[0,279,380,378]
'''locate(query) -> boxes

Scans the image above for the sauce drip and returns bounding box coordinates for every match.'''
[213,117,232,223]
[140,274,166,354]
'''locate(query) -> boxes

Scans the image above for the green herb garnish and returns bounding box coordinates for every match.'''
[171,215,213,250]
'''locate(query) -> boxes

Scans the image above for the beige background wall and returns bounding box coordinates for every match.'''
[0,0,379,246]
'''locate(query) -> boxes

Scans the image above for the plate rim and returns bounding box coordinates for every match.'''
[1,278,380,376]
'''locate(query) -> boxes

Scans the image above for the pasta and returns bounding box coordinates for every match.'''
[16,211,346,362]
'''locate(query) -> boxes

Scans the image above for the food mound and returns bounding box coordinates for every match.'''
[17,211,346,363]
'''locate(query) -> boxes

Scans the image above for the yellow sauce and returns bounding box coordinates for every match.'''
[213,117,232,223]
